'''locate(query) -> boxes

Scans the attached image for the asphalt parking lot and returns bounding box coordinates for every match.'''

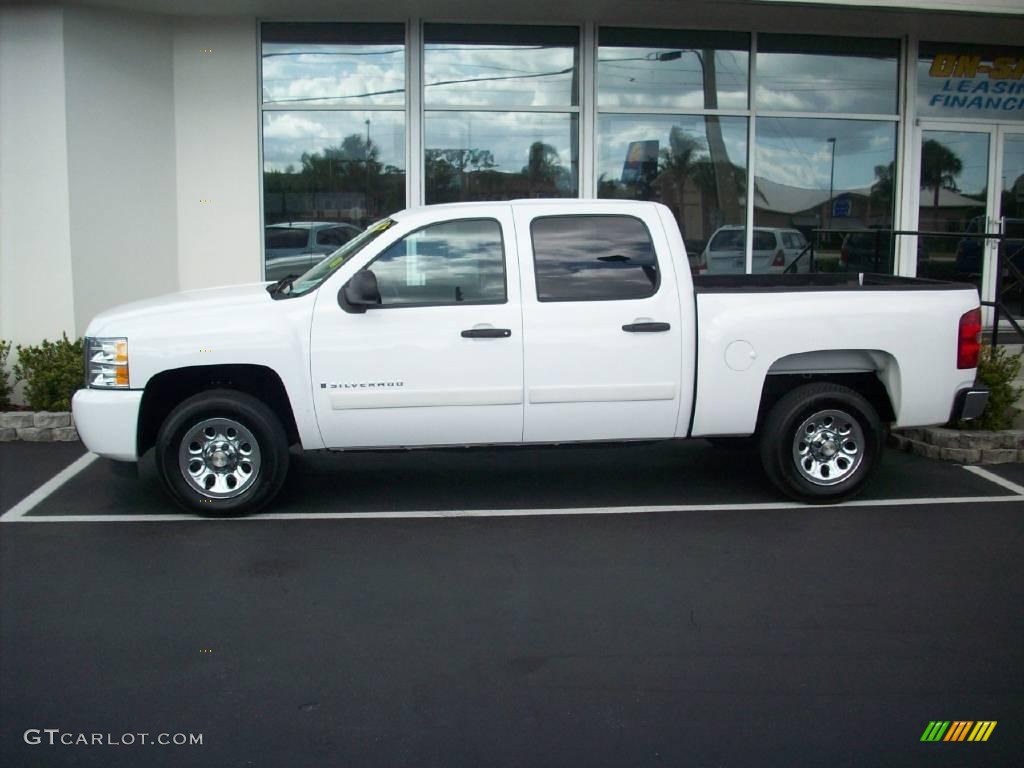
[2,440,1023,766]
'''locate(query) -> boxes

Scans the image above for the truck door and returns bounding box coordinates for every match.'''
[309,206,524,448]
[513,204,684,443]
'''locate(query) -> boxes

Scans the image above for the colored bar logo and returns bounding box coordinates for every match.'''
[921,721,997,742]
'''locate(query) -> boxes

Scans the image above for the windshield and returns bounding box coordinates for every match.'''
[283,218,397,297]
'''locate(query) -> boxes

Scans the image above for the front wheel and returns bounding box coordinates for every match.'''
[155,389,289,515]
[759,383,883,503]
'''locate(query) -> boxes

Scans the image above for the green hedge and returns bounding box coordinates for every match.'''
[958,345,1023,431]
[0,340,12,408]
[12,334,84,412]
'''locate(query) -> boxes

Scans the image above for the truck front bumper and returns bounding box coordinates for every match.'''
[71,388,143,461]
[950,387,990,422]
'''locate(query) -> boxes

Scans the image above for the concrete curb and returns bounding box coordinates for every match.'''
[890,427,1024,464]
[0,411,78,442]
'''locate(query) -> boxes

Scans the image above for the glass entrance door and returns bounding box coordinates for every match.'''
[914,124,1024,324]
[996,130,1024,320]
[914,126,993,293]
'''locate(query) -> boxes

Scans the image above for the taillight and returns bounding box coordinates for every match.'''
[772,249,785,267]
[957,308,982,369]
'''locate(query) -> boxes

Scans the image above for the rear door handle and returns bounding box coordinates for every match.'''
[622,322,671,333]
[461,328,512,338]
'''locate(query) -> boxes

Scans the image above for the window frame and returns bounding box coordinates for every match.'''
[529,213,662,303]
[362,216,510,309]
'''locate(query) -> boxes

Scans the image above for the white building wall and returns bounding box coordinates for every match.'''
[0,8,76,347]
[173,17,261,291]
[63,6,180,333]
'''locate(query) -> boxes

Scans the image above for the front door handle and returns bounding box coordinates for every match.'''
[461,328,512,338]
[622,322,670,333]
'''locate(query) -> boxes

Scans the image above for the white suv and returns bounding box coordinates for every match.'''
[698,226,809,274]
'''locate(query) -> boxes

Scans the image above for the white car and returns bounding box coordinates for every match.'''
[699,226,809,274]
[73,200,987,515]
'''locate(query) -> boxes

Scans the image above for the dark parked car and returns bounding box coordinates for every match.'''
[955,216,1024,276]
[265,222,363,281]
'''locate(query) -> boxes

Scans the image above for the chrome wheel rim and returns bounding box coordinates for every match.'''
[792,408,864,487]
[178,418,261,499]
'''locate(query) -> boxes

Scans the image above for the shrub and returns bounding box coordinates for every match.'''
[12,334,84,412]
[0,339,12,408]
[959,344,1023,431]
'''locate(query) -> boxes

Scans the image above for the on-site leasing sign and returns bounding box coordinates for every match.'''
[918,43,1024,120]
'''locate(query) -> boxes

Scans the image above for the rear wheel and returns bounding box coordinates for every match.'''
[156,389,289,515]
[759,383,883,503]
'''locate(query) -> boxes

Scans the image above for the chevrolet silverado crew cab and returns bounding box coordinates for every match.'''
[73,200,989,515]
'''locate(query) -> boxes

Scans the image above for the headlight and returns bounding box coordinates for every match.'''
[86,337,129,388]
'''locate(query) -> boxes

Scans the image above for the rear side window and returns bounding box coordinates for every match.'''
[783,232,806,249]
[531,215,659,302]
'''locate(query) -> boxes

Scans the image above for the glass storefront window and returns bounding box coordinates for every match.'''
[918,43,1024,122]
[422,25,579,204]
[756,35,899,115]
[260,23,407,280]
[425,112,578,202]
[596,114,747,260]
[598,28,749,110]
[262,110,406,280]
[261,23,405,108]
[753,117,897,273]
[424,24,578,108]
[258,24,913,278]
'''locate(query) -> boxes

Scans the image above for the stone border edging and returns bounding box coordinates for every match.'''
[0,411,78,442]
[890,427,1024,464]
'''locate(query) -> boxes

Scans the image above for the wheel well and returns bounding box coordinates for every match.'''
[137,365,300,456]
[756,372,896,433]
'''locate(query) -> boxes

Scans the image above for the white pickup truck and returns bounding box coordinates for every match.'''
[73,199,988,514]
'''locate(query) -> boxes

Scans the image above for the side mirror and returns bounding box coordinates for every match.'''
[339,269,382,313]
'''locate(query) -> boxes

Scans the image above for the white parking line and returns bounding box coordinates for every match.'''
[1,452,98,521]
[963,465,1024,495]
[4,493,1022,523]
[3,453,1022,524]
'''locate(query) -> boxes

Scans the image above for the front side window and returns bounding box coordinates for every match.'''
[369,219,506,307]
[532,215,659,301]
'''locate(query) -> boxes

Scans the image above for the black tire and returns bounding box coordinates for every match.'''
[759,382,883,503]
[155,389,289,516]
